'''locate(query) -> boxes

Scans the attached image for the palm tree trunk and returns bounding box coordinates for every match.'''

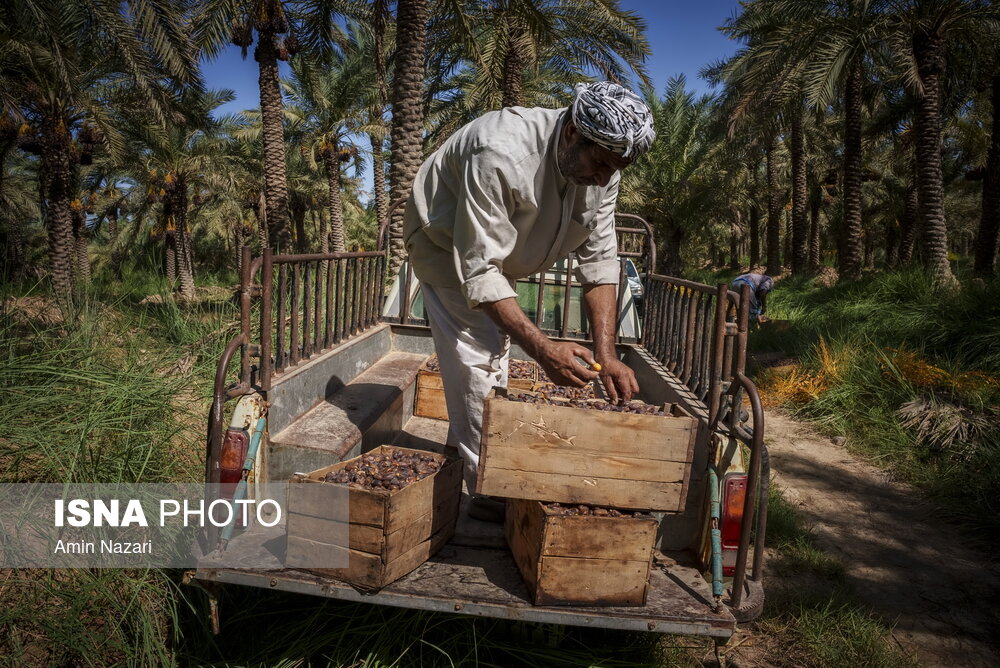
[912,31,957,289]
[840,57,864,281]
[292,200,307,253]
[766,137,781,274]
[318,206,329,254]
[810,186,821,270]
[899,183,918,265]
[502,19,526,108]
[323,149,347,253]
[388,0,428,277]
[256,191,269,250]
[370,0,389,232]
[71,206,90,285]
[886,217,899,269]
[729,209,741,271]
[661,225,683,276]
[175,178,195,301]
[165,235,177,285]
[370,132,388,231]
[256,32,292,252]
[749,203,760,268]
[40,113,75,304]
[973,72,1000,278]
[790,105,808,274]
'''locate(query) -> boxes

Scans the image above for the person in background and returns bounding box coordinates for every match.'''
[730,273,774,325]
[403,81,655,522]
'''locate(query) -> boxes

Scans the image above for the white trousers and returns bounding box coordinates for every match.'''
[421,283,510,492]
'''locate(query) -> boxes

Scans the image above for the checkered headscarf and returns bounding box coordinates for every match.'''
[571,82,656,159]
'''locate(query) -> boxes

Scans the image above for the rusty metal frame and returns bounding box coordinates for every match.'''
[206,245,389,505]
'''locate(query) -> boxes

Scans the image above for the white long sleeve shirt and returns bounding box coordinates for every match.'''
[403,106,621,309]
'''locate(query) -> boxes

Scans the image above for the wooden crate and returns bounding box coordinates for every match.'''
[477,389,698,511]
[505,498,657,606]
[414,355,537,421]
[286,445,462,590]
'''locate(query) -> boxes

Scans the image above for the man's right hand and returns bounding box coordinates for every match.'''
[536,341,600,387]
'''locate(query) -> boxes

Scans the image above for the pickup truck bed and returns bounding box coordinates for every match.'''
[196,246,764,640]
[197,411,735,638]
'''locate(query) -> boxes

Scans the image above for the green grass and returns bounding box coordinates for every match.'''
[0,275,234,666]
[747,269,1000,536]
[742,488,919,668]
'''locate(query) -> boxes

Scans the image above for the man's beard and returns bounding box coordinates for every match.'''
[557,140,592,187]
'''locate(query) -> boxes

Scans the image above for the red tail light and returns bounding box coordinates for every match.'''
[721,474,747,575]
[220,428,249,487]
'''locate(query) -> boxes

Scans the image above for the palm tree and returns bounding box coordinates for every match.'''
[284,26,379,253]
[194,0,355,253]
[430,0,651,109]
[3,0,201,303]
[887,0,1000,288]
[619,78,723,276]
[973,68,1000,277]
[715,0,891,280]
[125,90,236,299]
[387,0,429,275]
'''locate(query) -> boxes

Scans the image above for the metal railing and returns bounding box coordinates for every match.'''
[258,249,386,390]
[641,277,752,425]
[207,246,388,486]
[380,206,655,345]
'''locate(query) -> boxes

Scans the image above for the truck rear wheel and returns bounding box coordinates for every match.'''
[728,578,765,623]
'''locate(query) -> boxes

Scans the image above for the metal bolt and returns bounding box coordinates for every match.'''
[270,579,277,587]
[647,621,656,630]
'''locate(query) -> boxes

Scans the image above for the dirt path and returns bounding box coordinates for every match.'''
[760,409,1000,667]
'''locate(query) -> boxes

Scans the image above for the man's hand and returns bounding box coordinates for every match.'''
[596,356,638,403]
[536,341,599,387]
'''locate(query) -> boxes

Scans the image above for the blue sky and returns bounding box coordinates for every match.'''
[202,1,742,115]
[200,1,743,199]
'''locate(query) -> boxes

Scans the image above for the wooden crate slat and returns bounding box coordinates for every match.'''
[483,471,682,511]
[504,498,545,593]
[536,556,650,606]
[484,398,695,461]
[540,514,657,561]
[483,443,688,483]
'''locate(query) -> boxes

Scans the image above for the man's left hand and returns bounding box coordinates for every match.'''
[596,357,638,404]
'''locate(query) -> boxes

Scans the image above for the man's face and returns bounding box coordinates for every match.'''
[557,124,633,188]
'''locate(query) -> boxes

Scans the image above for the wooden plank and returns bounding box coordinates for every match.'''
[483,443,688,483]
[287,478,385,527]
[483,397,696,461]
[286,512,383,555]
[416,368,444,390]
[504,498,545,593]
[541,515,657,561]
[536,556,650,606]
[384,494,458,562]
[480,470,683,511]
[383,523,455,584]
[414,385,448,420]
[385,454,461,533]
[287,535,383,589]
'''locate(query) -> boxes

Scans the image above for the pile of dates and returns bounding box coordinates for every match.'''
[532,382,596,400]
[323,450,441,491]
[545,502,650,519]
[425,355,535,379]
[505,392,665,416]
[508,359,536,379]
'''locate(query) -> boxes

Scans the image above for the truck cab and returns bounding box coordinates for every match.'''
[193,214,768,640]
